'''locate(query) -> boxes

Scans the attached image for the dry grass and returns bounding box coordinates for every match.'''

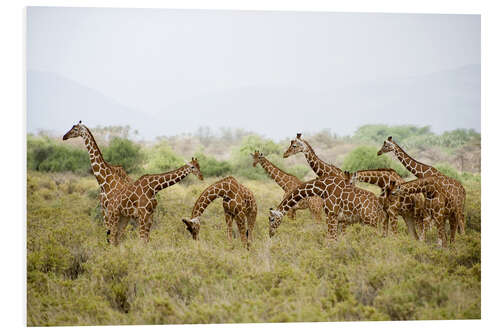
[27,172,480,326]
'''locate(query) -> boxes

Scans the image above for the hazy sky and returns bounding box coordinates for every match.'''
[27,7,480,140]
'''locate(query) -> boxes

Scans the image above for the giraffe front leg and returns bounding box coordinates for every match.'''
[419,216,432,241]
[236,219,249,250]
[435,216,447,248]
[138,213,151,243]
[287,207,297,220]
[326,215,338,242]
[116,216,130,241]
[224,211,234,241]
[390,214,399,235]
[107,213,120,246]
[380,212,390,237]
[246,209,257,243]
[449,214,458,246]
[144,214,154,239]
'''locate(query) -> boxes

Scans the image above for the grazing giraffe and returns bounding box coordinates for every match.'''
[182,176,257,249]
[350,168,425,239]
[283,133,347,179]
[63,121,133,232]
[106,158,203,245]
[391,177,456,248]
[269,172,386,241]
[377,136,466,237]
[251,151,322,222]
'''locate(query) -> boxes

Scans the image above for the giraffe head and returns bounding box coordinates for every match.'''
[187,157,204,180]
[268,208,284,238]
[250,150,264,167]
[62,120,85,140]
[283,133,307,158]
[182,217,201,240]
[377,136,396,156]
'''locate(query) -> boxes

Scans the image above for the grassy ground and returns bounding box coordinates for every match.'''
[27,172,480,326]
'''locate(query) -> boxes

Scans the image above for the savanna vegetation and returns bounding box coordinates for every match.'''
[27,124,481,325]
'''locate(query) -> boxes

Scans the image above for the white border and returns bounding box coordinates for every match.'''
[2,1,498,332]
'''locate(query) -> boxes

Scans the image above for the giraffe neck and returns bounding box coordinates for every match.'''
[392,142,440,178]
[355,170,402,188]
[398,177,438,195]
[302,140,343,177]
[191,181,230,218]
[278,177,329,214]
[258,157,297,191]
[80,126,113,188]
[142,165,192,195]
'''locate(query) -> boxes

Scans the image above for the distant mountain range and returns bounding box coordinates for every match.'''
[27,64,480,141]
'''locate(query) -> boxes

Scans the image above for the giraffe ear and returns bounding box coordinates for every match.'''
[78,120,82,124]
[296,133,302,139]
[388,136,393,141]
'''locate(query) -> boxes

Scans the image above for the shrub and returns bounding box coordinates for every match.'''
[230,136,286,180]
[434,163,462,181]
[342,146,410,177]
[352,125,432,145]
[28,135,89,173]
[145,140,185,174]
[103,137,144,173]
[193,152,232,177]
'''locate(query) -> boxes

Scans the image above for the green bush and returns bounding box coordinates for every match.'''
[352,125,480,150]
[103,137,144,174]
[144,140,185,174]
[194,152,232,177]
[352,125,432,145]
[342,146,410,177]
[28,135,89,173]
[230,136,286,180]
[434,163,462,181]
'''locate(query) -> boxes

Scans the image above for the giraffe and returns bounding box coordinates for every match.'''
[377,136,466,236]
[390,177,457,248]
[283,133,346,179]
[251,151,322,222]
[63,121,133,231]
[106,158,203,245]
[182,176,257,249]
[269,172,386,241]
[350,168,425,239]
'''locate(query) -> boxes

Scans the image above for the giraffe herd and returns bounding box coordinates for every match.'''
[63,122,467,249]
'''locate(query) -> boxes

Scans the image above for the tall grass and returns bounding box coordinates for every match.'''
[27,171,480,326]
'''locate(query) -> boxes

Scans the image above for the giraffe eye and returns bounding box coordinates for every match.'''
[292,144,297,148]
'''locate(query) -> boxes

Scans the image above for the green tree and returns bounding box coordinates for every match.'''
[194,152,232,177]
[230,135,285,180]
[27,135,89,173]
[103,137,144,173]
[342,146,410,177]
[144,140,185,174]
